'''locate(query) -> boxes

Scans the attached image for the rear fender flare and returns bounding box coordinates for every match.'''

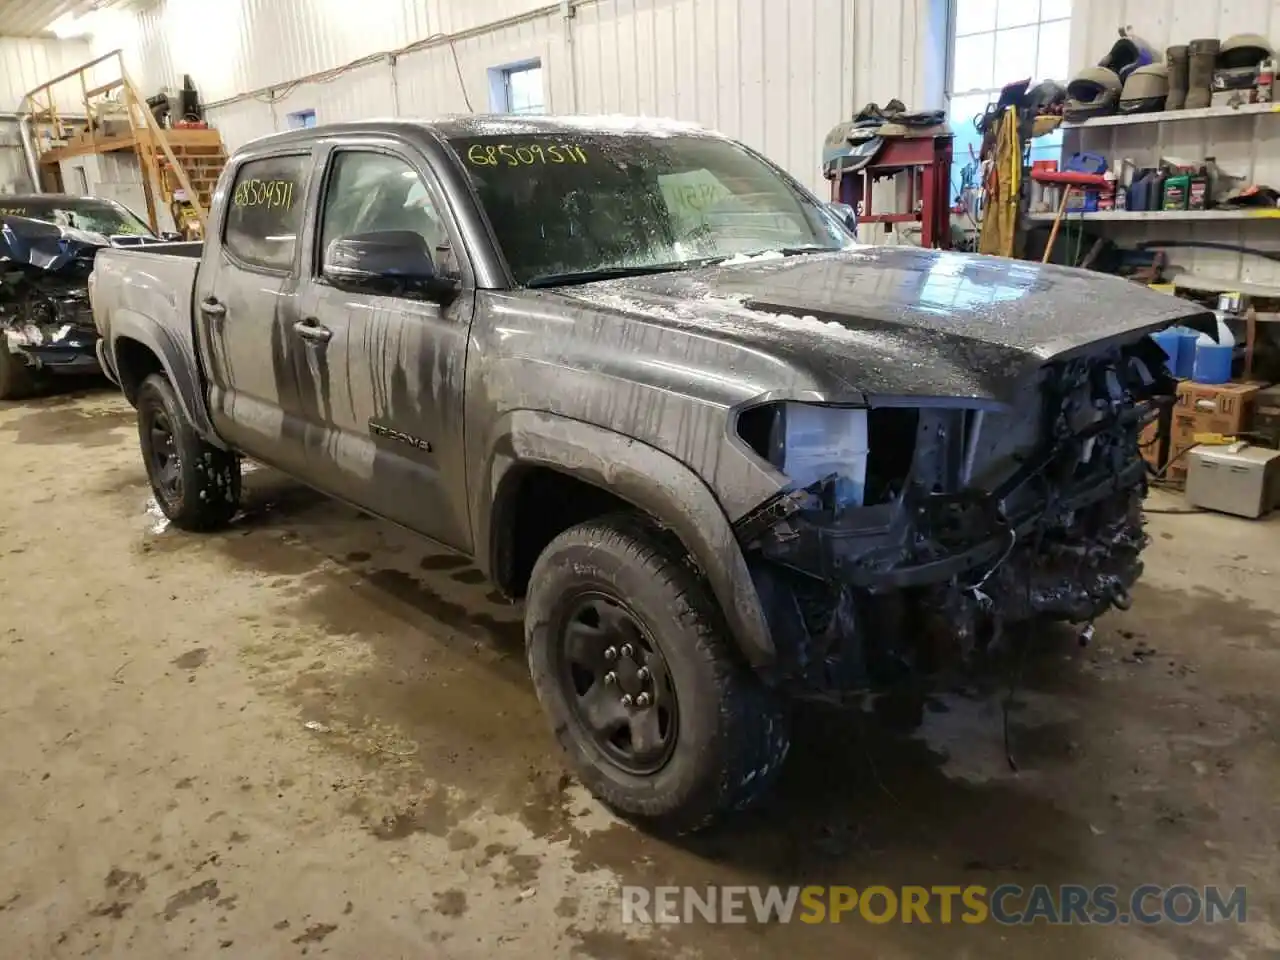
[108,310,225,449]
[478,410,776,670]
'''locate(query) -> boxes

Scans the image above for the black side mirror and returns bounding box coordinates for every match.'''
[323,230,459,303]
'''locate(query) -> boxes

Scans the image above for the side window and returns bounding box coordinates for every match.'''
[223,154,308,271]
[318,151,447,263]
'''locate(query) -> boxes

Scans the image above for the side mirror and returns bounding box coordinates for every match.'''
[322,230,459,303]
[159,231,184,242]
[824,201,858,234]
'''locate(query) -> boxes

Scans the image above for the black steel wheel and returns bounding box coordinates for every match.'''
[556,592,678,776]
[136,373,241,531]
[526,513,790,833]
[147,408,183,504]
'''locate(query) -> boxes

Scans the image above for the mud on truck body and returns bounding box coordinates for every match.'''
[89,116,1213,831]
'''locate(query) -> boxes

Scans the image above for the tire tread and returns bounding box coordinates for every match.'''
[137,373,241,531]
[527,512,789,833]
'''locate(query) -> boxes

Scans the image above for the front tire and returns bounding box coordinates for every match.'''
[137,373,241,530]
[525,514,790,833]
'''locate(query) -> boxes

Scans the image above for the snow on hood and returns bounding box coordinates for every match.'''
[548,115,719,137]
[719,250,787,265]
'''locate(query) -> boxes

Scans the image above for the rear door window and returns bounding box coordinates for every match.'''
[223,154,308,271]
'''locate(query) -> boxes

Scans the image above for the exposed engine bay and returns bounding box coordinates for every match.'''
[735,334,1171,699]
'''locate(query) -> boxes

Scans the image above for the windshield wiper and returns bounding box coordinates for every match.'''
[700,245,837,266]
[525,262,698,289]
[777,245,837,256]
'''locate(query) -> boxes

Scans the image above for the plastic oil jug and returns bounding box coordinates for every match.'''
[1163,173,1191,211]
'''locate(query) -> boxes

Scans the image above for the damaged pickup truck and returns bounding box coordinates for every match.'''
[90,117,1212,830]
[1,195,171,399]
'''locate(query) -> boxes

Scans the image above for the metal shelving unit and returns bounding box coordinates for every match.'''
[1062,101,1280,130]
[1026,208,1280,223]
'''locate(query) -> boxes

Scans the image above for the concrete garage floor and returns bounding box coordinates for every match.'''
[1,386,1279,960]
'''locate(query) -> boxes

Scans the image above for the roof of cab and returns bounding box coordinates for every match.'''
[235,114,722,153]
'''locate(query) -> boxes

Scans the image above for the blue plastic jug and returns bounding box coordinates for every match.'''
[1192,341,1233,385]
[1171,327,1200,378]
[1150,329,1181,373]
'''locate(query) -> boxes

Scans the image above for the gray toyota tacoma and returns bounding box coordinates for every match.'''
[91,116,1210,831]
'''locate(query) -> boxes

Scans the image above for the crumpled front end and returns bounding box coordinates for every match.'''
[1,215,104,374]
[2,283,99,372]
[734,335,1167,699]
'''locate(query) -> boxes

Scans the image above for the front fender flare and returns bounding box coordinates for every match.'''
[478,410,776,670]
[108,309,225,449]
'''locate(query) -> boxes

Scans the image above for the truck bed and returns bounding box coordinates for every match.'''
[91,246,203,380]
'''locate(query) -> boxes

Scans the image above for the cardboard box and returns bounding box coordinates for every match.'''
[1139,419,1163,471]
[1147,381,1267,486]
[1174,380,1264,435]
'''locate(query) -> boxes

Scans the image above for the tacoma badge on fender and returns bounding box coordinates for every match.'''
[369,420,432,452]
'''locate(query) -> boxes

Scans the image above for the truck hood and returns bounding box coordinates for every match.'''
[558,247,1213,405]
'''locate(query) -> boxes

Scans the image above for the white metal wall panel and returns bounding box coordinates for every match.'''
[1069,0,1280,287]
[571,0,855,194]
[97,0,557,105]
[0,120,31,192]
[396,13,564,118]
[852,0,944,112]
[0,147,29,192]
[0,37,93,112]
[272,61,398,123]
[403,0,558,38]
[92,0,959,198]
[204,98,277,154]
[104,1,176,95]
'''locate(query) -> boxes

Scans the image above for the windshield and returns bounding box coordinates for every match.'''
[446,133,848,286]
[0,198,154,237]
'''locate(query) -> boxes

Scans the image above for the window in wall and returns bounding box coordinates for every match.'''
[286,109,317,130]
[948,0,1072,195]
[489,60,545,115]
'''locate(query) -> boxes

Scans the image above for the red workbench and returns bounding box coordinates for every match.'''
[828,134,954,249]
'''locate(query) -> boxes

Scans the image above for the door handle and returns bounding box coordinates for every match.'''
[293,319,332,344]
[200,297,225,317]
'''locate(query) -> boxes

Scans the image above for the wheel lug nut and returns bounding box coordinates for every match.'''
[620,694,633,708]
[603,672,617,685]
[604,646,618,661]
[635,693,651,708]
[620,644,633,658]
[636,667,650,681]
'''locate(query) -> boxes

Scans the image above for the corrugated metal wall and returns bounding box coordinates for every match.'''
[0,37,93,112]
[0,122,32,193]
[92,0,944,196]
[1068,1,1280,288]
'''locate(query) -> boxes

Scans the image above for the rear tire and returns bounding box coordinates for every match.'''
[137,373,241,530]
[0,346,36,401]
[525,514,790,833]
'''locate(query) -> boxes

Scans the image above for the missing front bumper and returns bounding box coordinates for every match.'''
[742,461,1148,698]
